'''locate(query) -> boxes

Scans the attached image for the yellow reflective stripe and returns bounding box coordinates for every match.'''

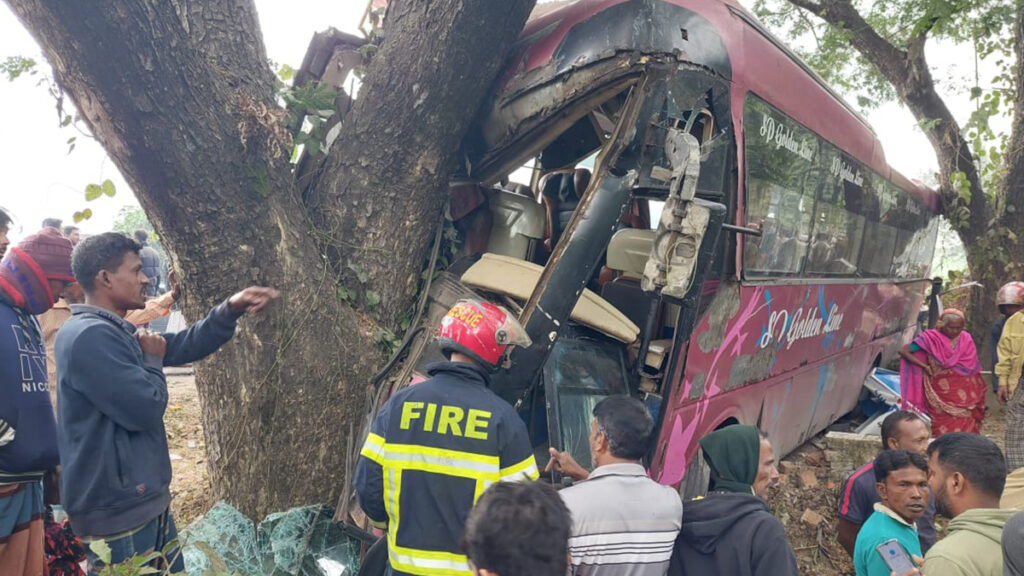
[379,443,501,480]
[499,455,539,481]
[474,478,490,502]
[384,465,400,541]
[387,459,498,481]
[374,437,507,576]
[386,465,471,575]
[388,544,471,575]
[385,443,500,467]
[360,433,386,464]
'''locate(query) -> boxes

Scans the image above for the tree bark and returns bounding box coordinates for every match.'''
[5,0,534,518]
[304,0,537,327]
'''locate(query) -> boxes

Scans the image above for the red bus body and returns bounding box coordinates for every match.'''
[470,0,941,486]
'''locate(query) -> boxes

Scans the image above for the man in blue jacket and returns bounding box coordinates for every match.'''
[0,225,75,575]
[55,232,277,574]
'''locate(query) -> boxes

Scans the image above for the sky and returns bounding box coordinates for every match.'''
[0,0,1010,244]
[0,1,367,242]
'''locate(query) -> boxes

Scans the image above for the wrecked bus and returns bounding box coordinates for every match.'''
[349,0,940,494]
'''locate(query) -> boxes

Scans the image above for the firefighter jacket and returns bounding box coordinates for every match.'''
[354,361,539,576]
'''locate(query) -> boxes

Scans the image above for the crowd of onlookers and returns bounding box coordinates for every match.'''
[0,210,277,576]
[6,206,1024,576]
[355,294,1024,576]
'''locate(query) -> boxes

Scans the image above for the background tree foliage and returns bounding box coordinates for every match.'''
[753,0,1024,345]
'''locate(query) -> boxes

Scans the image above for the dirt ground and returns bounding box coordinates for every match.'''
[164,375,1010,576]
[166,370,214,526]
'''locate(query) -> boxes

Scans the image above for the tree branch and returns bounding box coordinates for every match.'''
[1000,9,1024,214]
[788,0,823,13]
[784,0,991,241]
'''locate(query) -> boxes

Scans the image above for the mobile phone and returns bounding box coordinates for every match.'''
[875,539,916,574]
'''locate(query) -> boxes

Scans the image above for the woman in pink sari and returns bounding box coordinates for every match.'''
[899,309,987,436]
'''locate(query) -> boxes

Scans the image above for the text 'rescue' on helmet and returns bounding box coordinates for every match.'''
[997,282,1024,308]
[438,299,532,370]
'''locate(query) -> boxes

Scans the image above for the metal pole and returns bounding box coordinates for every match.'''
[927,276,943,328]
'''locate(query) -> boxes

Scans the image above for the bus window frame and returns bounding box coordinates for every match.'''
[739,92,936,284]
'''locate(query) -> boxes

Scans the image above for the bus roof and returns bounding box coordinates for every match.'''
[486,0,940,211]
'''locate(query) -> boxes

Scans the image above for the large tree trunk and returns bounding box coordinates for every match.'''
[6,0,534,519]
[304,1,537,327]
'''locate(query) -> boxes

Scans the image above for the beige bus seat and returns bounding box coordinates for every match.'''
[487,189,544,260]
[461,253,639,344]
[601,229,664,368]
[598,200,652,287]
[605,228,656,278]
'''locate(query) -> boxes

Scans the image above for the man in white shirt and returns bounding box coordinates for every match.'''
[546,396,682,576]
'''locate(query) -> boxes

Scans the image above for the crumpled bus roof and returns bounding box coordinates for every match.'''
[471,0,940,211]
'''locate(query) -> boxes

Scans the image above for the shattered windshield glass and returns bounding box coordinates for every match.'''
[182,502,363,576]
[543,336,629,469]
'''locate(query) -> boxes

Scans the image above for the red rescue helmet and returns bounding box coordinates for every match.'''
[438,299,532,370]
[997,282,1024,307]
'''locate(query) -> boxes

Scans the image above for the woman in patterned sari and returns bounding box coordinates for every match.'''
[899,309,987,436]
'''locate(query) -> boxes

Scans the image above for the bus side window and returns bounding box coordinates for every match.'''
[858,174,900,276]
[891,187,936,278]
[806,145,866,277]
[741,96,816,278]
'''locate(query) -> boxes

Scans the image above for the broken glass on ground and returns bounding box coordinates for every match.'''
[181,502,362,576]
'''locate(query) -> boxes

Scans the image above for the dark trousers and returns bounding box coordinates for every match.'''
[85,509,183,576]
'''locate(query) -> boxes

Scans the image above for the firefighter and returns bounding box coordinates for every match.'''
[355,299,539,576]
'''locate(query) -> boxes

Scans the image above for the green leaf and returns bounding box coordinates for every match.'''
[89,540,112,564]
[60,114,72,127]
[365,290,381,307]
[336,285,355,302]
[73,208,93,223]
[85,183,103,201]
[133,551,162,566]
[277,63,295,82]
[970,86,983,100]
[101,179,116,197]
[161,538,179,558]
[348,263,369,284]
[0,56,37,81]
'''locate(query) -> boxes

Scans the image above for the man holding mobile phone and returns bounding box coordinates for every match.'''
[853,450,929,576]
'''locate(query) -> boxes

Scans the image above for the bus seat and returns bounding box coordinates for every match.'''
[509,183,534,198]
[487,189,544,259]
[641,338,673,372]
[449,182,492,257]
[601,228,660,337]
[605,228,656,278]
[460,253,639,344]
[540,168,591,252]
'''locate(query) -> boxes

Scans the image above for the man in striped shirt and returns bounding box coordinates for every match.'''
[546,396,682,576]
